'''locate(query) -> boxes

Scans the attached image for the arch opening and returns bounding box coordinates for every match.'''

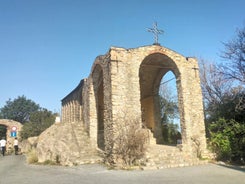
[0,125,7,139]
[159,71,181,145]
[92,65,105,150]
[139,53,182,145]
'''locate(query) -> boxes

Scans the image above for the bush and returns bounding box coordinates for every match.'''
[208,118,245,163]
[162,122,181,145]
[209,132,232,161]
[26,149,38,164]
[105,117,148,168]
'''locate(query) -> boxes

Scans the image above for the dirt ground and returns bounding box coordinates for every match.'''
[0,155,244,184]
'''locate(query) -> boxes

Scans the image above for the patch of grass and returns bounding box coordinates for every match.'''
[42,160,58,165]
[26,149,38,164]
[40,155,61,165]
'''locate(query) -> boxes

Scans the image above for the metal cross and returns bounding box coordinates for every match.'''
[147,22,164,45]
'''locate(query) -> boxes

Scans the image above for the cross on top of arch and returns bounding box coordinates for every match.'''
[147,22,164,45]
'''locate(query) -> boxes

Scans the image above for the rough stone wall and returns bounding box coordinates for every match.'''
[110,47,142,119]
[36,121,102,166]
[86,54,113,151]
[106,46,207,154]
[61,45,208,166]
[61,80,84,123]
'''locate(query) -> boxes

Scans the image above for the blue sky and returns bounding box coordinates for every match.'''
[0,0,244,113]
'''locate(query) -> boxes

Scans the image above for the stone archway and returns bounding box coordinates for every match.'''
[139,53,182,144]
[0,119,22,152]
[134,46,207,156]
[61,45,209,167]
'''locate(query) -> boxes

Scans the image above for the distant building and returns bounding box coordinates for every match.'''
[55,116,61,123]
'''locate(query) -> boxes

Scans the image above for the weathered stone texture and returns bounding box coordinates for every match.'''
[36,122,102,166]
[61,45,208,167]
[61,80,84,123]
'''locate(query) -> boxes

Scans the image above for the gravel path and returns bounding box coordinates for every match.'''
[0,155,244,184]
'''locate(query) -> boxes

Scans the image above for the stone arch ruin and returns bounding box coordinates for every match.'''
[62,45,208,167]
[0,119,22,152]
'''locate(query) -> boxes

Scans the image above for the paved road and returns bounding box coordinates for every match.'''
[0,155,244,184]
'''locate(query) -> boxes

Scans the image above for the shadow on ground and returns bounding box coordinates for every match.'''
[217,163,245,173]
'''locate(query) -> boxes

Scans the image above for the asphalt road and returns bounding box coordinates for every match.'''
[0,155,244,184]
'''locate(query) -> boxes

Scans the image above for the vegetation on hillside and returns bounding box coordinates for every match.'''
[20,108,56,139]
[0,95,56,139]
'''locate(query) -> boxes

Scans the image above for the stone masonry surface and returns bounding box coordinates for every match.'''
[61,44,209,168]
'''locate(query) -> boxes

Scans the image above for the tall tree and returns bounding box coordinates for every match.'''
[220,25,245,85]
[199,60,231,105]
[0,95,40,123]
[220,25,245,112]
[20,108,56,139]
[199,60,233,120]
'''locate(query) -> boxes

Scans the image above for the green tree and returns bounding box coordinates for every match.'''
[20,108,56,139]
[209,118,245,163]
[0,96,40,124]
[160,97,179,123]
[162,121,181,145]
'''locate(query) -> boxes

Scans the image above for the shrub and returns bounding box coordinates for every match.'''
[26,148,38,164]
[105,117,148,168]
[208,118,245,163]
[209,132,232,161]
